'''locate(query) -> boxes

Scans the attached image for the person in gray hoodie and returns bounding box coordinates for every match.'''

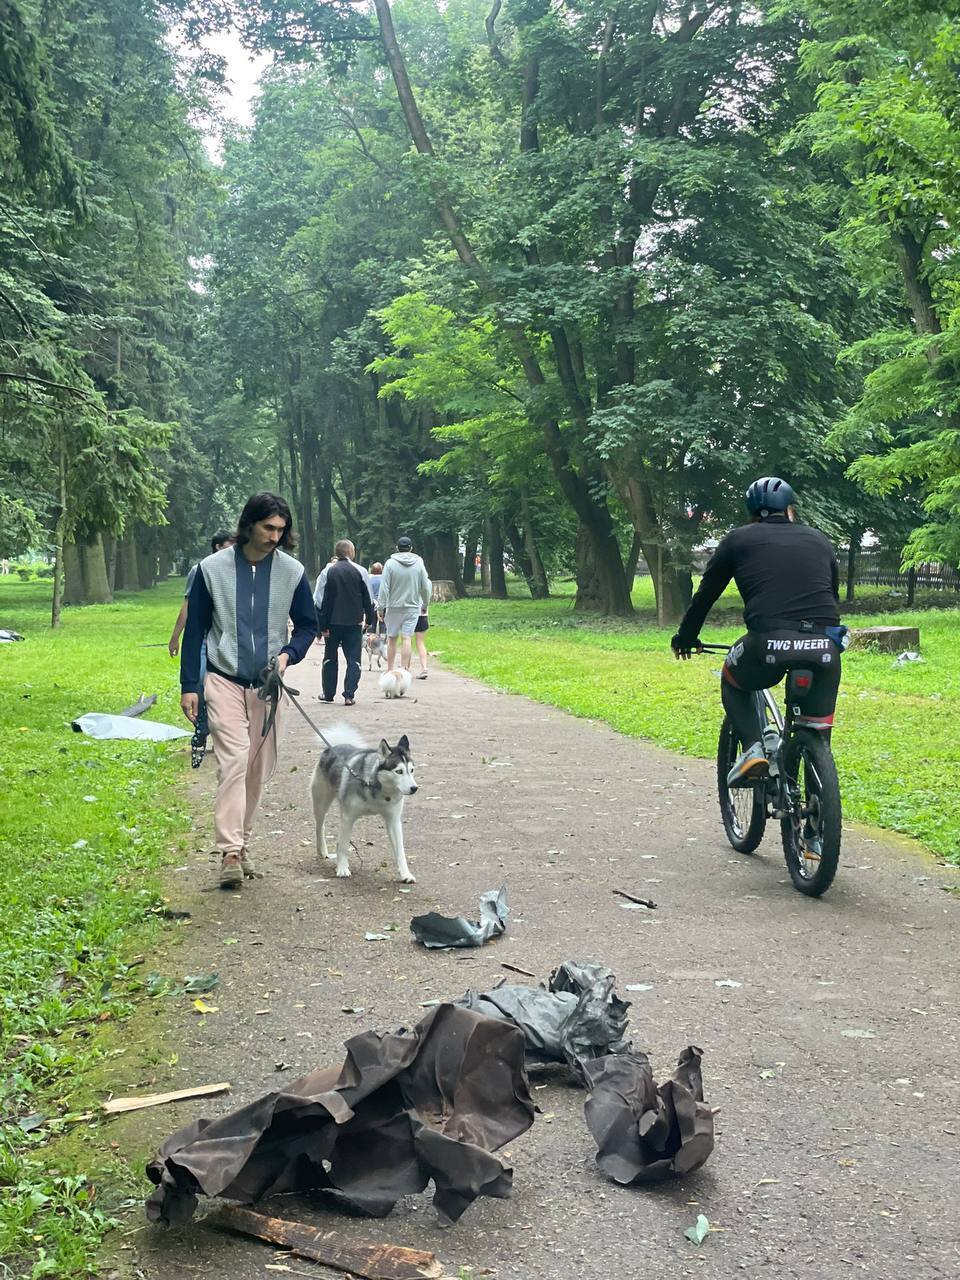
[377,536,432,672]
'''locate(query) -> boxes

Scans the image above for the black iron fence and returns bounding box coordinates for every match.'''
[854,551,960,591]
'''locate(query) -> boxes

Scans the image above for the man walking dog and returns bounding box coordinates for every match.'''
[377,535,432,674]
[180,493,317,887]
[316,539,376,705]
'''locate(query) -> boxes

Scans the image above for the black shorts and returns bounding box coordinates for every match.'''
[723,630,842,729]
[414,614,429,633]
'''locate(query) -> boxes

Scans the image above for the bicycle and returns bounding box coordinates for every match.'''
[698,643,842,897]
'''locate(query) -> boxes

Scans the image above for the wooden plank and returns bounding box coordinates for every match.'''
[102,1081,231,1115]
[211,1207,444,1280]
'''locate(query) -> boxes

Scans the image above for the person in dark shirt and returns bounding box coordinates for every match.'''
[316,539,376,706]
[672,477,846,785]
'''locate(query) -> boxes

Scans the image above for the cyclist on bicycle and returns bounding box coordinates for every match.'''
[671,477,846,786]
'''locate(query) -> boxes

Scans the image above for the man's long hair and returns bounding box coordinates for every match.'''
[235,493,297,550]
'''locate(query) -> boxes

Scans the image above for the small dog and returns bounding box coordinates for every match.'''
[311,726,418,882]
[364,629,387,670]
[379,667,412,699]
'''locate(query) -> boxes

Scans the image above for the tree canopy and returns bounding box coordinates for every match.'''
[2,0,958,617]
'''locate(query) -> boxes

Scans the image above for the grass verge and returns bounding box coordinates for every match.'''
[432,580,960,864]
[0,578,191,1278]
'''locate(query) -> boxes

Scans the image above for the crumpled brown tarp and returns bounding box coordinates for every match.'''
[454,961,631,1080]
[582,1046,714,1184]
[145,1003,535,1228]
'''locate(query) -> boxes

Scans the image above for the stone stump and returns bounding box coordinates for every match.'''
[848,625,920,652]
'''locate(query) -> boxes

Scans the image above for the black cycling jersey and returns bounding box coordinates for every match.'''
[676,516,840,645]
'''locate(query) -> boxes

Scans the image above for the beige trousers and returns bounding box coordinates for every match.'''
[204,672,281,857]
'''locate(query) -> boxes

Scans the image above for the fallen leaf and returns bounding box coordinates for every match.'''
[715,979,742,989]
[365,932,389,942]
[183,973,219,994]
[684,1214,711,1246]
[841,1028,876,1039]
[341,1006,364,1014]
[625,984,654,992]
[192,998,218,1015]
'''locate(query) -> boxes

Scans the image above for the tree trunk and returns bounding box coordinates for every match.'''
[845,528,860,604]
[137,530,157,589]
[421,531,464,594]
[104,536,117,593]
[520,490,549,597]
[84,533,113,604]
[462,525,480,586]
[485,516,508,597]
[505,516,547,600]
[117,538,139,592]
[625,529,643,588]
[52,435,67,627]
[63,542,86,605]
[298,431,319,581]
[573,519,635,613]
[891,226,941,343]
[505,518,536,598]
[641,538,691,626]
[315,460,334,576]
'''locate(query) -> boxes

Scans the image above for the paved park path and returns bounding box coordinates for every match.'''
[121,647,960,1280]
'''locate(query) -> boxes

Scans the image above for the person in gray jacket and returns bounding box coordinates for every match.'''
[377,536,432,673]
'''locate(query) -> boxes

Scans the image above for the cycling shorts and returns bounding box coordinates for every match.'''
[722,629,842,730]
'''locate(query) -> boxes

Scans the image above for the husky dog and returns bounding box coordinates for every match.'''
[311,726,417,882]
[364,629,387,670]
[379,667,412,699]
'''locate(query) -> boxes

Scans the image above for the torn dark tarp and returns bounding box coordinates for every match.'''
[583,1046,715,1184]
[145,1003,534,1228]
[410,886,508,949]
[454,961,631,1079]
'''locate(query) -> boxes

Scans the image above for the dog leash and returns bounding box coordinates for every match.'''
[256,658,370,786]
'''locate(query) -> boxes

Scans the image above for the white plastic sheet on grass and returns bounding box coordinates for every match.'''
[73,713,191,741]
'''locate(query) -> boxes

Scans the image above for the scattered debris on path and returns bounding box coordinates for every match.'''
[612,889,657,909]
[455,961,631,1079]
[146,1004,534,1228]
[583,1046,715,1184]
[410,886,508,948]
[211,1207,444,1279]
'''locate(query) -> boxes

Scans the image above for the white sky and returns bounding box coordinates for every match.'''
[206,28,271,129]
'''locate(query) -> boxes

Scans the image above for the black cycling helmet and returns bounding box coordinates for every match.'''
[745,476,797,517]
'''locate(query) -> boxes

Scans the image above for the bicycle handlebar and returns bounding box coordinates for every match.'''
[695,642,732,653]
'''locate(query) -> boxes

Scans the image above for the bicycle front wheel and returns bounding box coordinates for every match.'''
[780,730,842,897]
[717,716,766,853]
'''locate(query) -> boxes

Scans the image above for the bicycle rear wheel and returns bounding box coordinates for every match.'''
[717,716,766,853]
[780,730,842,896]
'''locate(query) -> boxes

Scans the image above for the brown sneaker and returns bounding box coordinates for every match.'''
[219,853,243,889]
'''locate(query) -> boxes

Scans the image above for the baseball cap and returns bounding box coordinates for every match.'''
[396,536,413,550]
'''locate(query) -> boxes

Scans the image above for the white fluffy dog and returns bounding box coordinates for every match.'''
[379,668,413,699]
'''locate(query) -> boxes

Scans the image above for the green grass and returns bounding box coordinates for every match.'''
[432,578,960,864]
[0,578,191,1278]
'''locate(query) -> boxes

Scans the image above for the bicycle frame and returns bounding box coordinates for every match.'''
[698,643,799,821]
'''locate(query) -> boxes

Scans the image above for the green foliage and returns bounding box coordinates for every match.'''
[797,1,960,564]
[0,577,191,1275]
